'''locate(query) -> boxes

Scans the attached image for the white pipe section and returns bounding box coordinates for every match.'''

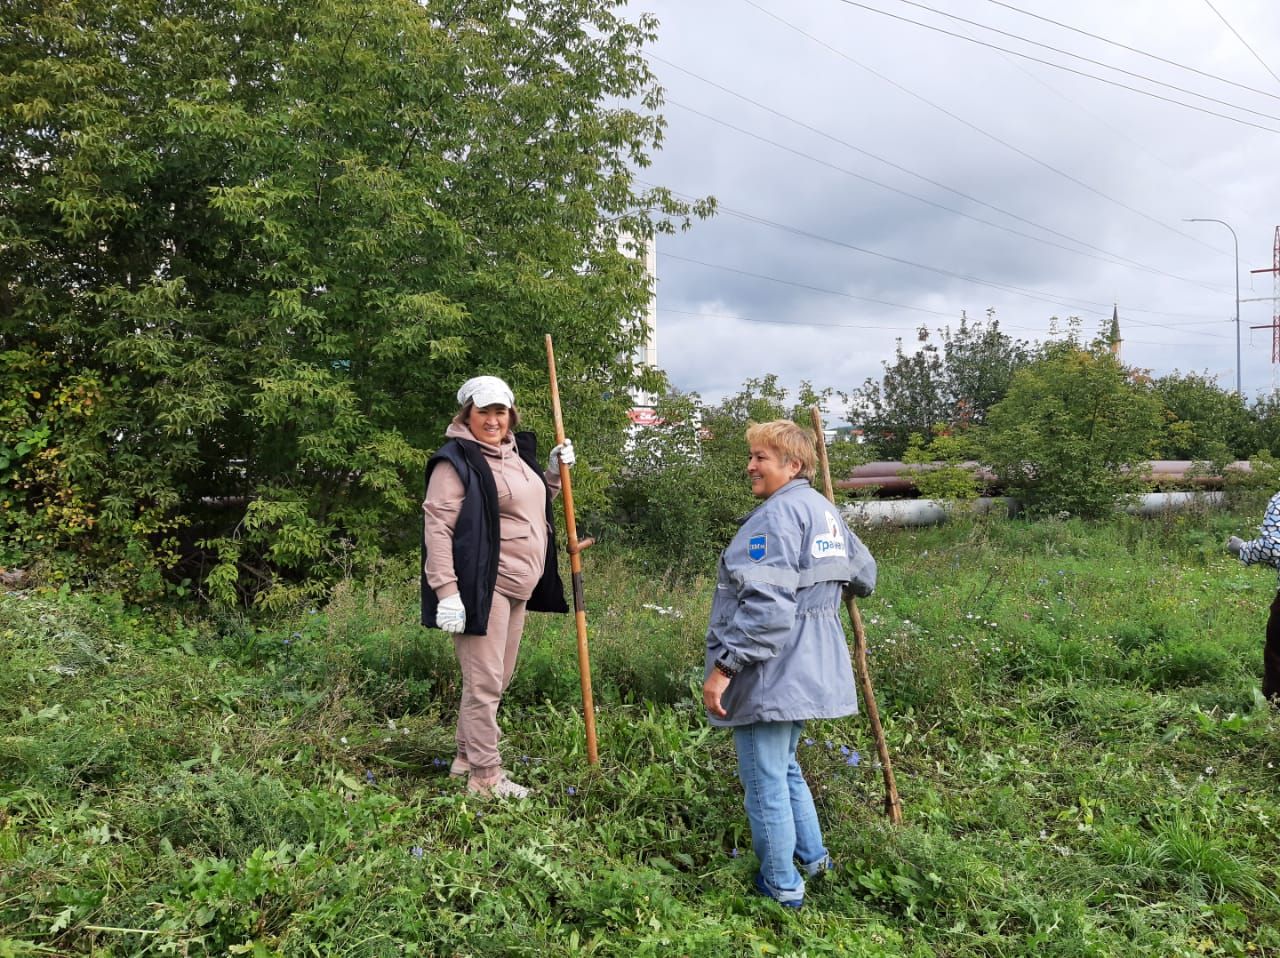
[844,492,1223,527]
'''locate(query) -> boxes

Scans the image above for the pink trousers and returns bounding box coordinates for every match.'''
[452,592,528,776]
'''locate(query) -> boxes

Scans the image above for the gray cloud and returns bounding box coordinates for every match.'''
[634,0,1280,405]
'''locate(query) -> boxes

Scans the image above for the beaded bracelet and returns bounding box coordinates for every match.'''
[713,660,738,679]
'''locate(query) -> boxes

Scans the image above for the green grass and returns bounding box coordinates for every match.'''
[3,509,1280,956]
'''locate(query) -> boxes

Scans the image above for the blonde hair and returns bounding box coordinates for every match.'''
[453,400,520,432]
[745,420,816,480]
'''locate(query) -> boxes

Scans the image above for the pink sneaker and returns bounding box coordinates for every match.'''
[449,756,469,778]
[467,775,530,799]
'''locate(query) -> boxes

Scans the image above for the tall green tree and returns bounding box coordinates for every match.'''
[850,312,1031,458]
[1150,371,1253,463]
[981,343,1164,518]
[1,0,707,603]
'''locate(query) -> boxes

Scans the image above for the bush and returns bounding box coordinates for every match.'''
[980,344,1164,518]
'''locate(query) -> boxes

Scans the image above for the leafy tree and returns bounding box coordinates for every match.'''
[980,343,1164,518]
[1248,393,1280,460]
[1,0,707,603]
[1150,372,1253,463]
[850,311,1031,458]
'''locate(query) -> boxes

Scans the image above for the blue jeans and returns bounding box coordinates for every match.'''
[733,721,830,903]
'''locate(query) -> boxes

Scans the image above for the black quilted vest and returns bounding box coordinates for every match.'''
[420,431,568,633]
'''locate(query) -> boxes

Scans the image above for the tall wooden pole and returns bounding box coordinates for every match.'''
[546,335,599,765]
[810,407,903,824]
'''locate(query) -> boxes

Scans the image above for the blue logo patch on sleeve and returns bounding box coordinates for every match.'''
[748,534,767,562]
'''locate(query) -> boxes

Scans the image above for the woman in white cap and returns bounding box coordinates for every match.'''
[421,375,574,798]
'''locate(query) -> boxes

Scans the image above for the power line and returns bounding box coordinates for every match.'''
[657,306,1228,348]
[651,52,1231,292]
[713,204,1230,333]
[639,175,1231,325]
[867,0,1280,124]
[981,0,1280,102]
[659,305,947,330]
[983,0,1280,101]
[1201,0,1280,88]
[988,48,1266,270]
[828,0,1280,131]
[667,99,1190,284]
[657,212,1229,336]
[739,0,1238,262]
[658,252,956,318]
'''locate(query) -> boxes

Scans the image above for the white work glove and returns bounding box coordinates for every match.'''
[548,439,576,471]
[1227,535,1244,557]
[436,593,466,633]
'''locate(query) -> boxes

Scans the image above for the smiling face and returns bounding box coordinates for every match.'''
[747,443,801,499]
[467,403,512,445]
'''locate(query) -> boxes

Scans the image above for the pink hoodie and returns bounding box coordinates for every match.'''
[423,422,562,602]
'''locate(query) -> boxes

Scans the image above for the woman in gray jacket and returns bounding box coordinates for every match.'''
[703,419,877,909]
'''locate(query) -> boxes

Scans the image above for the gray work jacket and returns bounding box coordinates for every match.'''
[704,479,877,727]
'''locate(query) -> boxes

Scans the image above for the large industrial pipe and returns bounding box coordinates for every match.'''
[838,461,1250,497]
[844,491,1224,528]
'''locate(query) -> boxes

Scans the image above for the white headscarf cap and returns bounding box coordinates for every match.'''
[457,375,515,409]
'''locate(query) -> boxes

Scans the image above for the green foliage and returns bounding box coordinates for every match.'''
[981,343,1164,518]
[1150,371,1253,463]
[901,425,981,502]
[8,509,1280,955]
[1,0,708,602]
[850,311,1032,458]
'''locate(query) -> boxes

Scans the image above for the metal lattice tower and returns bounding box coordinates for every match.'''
[1249,227,1280,371]
[1272,228,1280,363]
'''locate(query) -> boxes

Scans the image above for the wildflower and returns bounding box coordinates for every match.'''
[846,751,860,767]
[566,786,577,796]
[730,847,740,858]
[803,738,814,747]
[366,770,375,784]
[308,608,318,615]
[432,758,444,768]
[519,755,531,764]
[411,846,424,860]
[824,740,834,750]
[840,745,850,755]
[340,737,348,745]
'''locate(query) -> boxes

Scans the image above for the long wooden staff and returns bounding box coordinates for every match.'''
[545,334,599,765]
[810,407,903,824]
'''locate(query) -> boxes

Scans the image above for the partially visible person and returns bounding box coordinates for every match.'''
[422,375,573,798]
[1227,489,1280,701]
[702,420,877,909]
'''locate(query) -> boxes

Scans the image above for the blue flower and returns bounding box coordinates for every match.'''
[519,755,530,764]
[730,847,740,858]
[840,745,850,756]
[411,846,424,860]
[825,740,834,750]
[803,738,814,747]
[365,770,375,784]
[566,786,577,796]
[846,751,861,767]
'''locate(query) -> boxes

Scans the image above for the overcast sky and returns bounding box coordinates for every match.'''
[628,0,1280,412]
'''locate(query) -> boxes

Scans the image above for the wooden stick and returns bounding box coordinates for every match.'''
[546,334,599,765]
[810,407,903,824]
